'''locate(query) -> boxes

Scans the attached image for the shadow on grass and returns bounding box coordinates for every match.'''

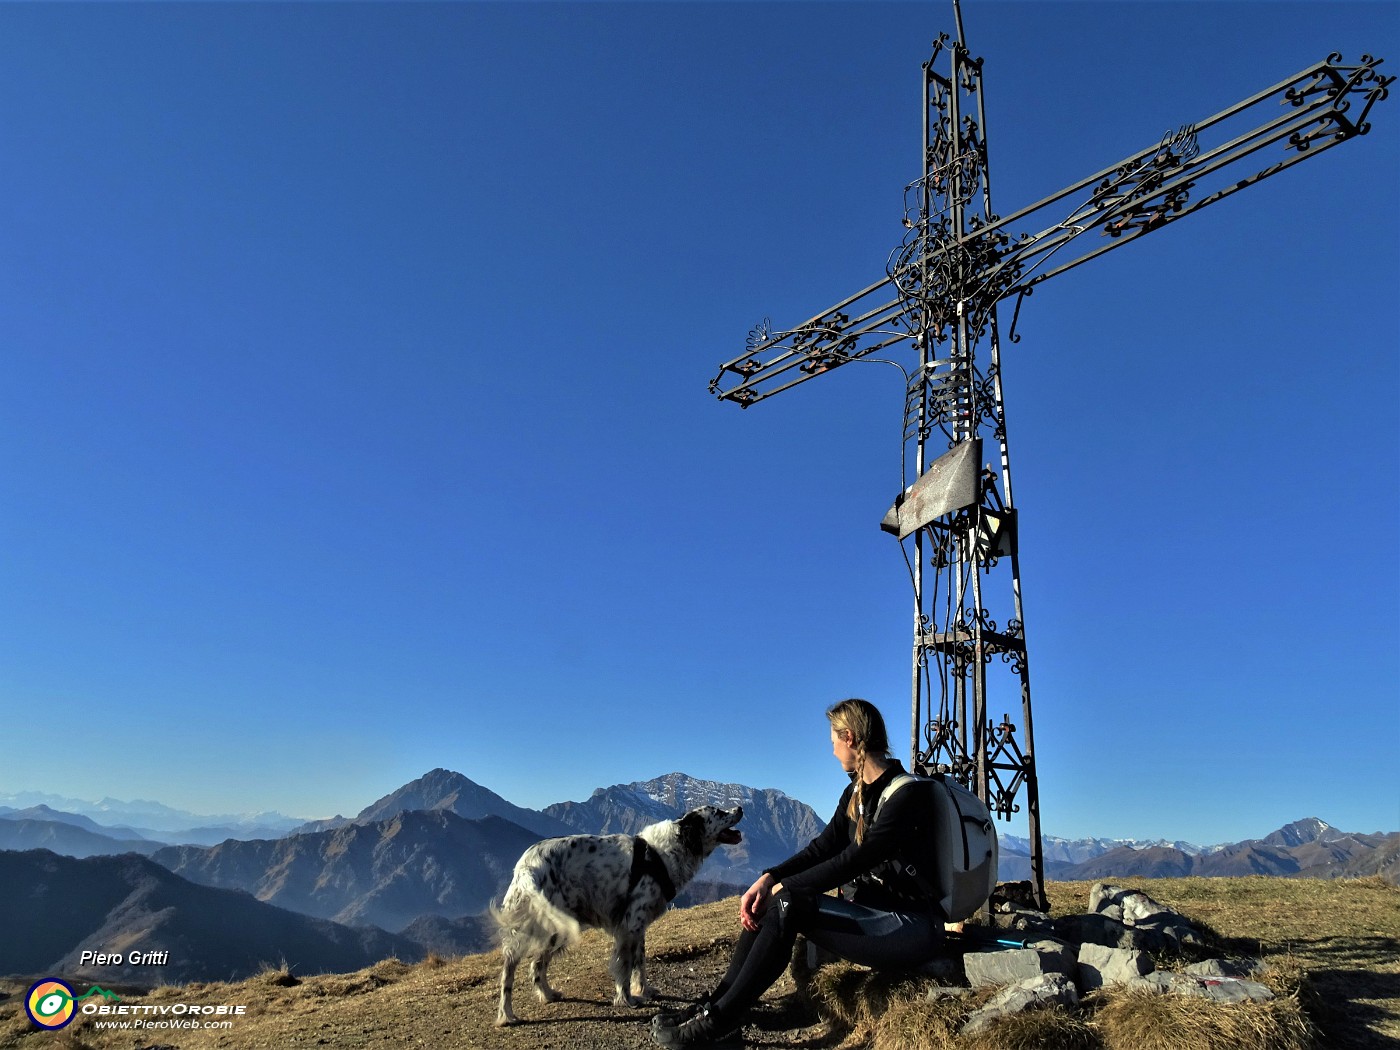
[1276,935,1400,1050]
[744,991,847,1049]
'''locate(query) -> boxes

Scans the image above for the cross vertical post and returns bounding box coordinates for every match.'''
[894,31,1046,904]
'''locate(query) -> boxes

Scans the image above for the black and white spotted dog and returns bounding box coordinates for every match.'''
[494,804,743,1026]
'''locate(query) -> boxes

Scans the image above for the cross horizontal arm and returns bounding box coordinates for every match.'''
[995,53,1392,294]
[707,276,908,407]
[710,53,1390,408]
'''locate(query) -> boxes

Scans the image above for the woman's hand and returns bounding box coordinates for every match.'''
[739,872,781,932]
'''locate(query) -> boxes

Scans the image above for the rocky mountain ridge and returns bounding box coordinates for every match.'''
[352,767,574,839]
[152,809,541,932]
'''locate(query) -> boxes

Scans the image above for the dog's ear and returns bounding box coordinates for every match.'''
[678,812,704,856]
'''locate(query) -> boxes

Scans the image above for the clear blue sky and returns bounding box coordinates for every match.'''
[2,2,1396,847]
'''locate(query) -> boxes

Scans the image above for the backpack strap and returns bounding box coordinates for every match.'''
[873,773,919,818]
[867,773,937,900]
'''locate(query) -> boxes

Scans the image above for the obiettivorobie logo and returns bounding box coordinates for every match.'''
[25,978,247,1032]
[24,980,121,1030]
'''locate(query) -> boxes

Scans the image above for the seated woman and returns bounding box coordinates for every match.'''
[652,697,944,1048]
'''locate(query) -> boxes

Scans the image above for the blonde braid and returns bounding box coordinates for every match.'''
[848,745,869,843]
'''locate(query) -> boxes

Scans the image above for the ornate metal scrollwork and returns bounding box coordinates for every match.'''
[924,522,959,570]
[1288,114,1344,152]
[1102,182,1193,236]
[728,387,761,406]
[1287,57,1350,110]
[922,715,976,782]
[746,317,773,353]
[947,605,998,637]
[1094,127,1200,237]
[997,618,1028,673]
[1345,55,1395,133]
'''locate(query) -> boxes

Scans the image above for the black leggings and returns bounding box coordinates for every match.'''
[709,891,942,1018]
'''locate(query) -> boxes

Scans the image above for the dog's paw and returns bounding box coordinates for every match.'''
[494,1014,517,1027]
[533,986,561,1004]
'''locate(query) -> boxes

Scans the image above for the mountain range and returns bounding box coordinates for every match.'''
[1048,818,1398,882]
[0,792,302,842]
[0,805,164,859]
[4,770,1395,986]
[152,809,542,932]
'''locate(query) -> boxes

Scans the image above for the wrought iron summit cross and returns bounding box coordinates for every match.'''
[708,13,1390,903]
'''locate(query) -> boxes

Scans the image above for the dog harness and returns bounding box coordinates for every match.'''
[629,837,677,903]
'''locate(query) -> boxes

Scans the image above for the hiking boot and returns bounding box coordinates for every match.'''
[650,1000,706,1031]
[650,1003,743,1048]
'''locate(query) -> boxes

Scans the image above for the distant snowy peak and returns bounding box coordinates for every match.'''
[1262,817,1334,848]
[92,796,191,820]
[633,773,776,812]
[1001,832,1211,863]
[1000,817,1351,865]
[578,783,672,824]
[577,773,795,819]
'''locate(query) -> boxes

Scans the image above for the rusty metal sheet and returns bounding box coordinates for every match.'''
[880,438,981,540]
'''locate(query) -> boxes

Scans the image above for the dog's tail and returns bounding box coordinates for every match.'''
[490,873,583,956]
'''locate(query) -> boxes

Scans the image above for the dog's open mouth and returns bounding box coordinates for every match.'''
[719,829,743,845]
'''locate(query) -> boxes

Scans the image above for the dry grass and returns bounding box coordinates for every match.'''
[808,961,947,1033]
[867,996,964,1050]
[0,877,1393,1049]
[813,958,1313,1050]
[960,1007,1101,1050]
[1092,987,1313,1050]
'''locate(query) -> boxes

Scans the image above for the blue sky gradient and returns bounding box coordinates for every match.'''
[2,1,1396,846]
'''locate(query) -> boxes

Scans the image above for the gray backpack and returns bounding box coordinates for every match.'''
[872,772,999,922]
